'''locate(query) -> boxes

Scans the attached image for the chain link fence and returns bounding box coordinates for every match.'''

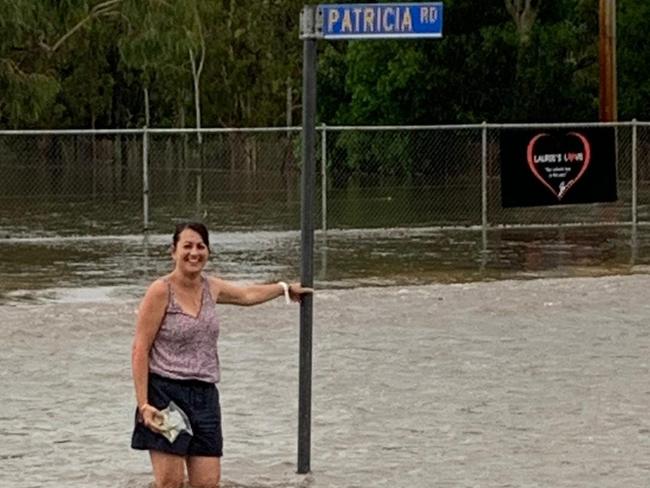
[325,127,483,229]
[146,129,307,234]
[0,122,648,237]
[0,131,143,237]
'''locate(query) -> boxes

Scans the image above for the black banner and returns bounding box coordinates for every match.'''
[500,127,618,208]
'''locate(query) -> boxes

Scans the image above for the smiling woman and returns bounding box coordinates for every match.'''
[130,222,312,488]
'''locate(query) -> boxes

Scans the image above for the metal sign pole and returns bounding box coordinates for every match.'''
[298,4,318,475]
[296,2,443,475]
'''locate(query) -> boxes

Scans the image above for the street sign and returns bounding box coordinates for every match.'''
[319,3,443,40]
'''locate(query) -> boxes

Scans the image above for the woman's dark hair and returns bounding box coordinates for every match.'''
[172,222,210,251]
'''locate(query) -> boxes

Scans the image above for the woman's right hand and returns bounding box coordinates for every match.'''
[139,403,165,433]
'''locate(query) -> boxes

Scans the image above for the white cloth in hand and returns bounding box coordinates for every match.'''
[157,401,193,443]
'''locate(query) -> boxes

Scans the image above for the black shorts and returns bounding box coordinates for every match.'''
[131,373,223,457]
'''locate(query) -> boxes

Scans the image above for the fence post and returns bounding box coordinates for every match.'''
[321,123,327,232]
[195,170,203,215]
[195,128,203,216]
[632,119,638,226]
[142,127,150,232]
[481,121,488,233]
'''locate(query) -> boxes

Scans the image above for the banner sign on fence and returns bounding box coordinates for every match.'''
[500,127,618,207]
[319,3,443,39]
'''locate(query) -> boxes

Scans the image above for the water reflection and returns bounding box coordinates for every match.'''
[1,225,649,304]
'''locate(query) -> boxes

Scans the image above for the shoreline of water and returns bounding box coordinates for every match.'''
[1,225,650,305]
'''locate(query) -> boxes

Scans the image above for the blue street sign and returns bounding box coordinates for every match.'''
[319,3,443,40]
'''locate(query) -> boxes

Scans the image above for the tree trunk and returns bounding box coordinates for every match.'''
[504,0,540,45]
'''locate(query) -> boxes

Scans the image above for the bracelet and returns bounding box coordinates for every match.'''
[278,281,291,304]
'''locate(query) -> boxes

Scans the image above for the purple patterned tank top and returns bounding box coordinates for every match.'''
[149,276,220,383]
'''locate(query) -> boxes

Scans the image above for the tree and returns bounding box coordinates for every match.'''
[0,0,648,133]
[505,0,542,45]
[118,0,213,128]
[0,0,123,128]
[618,0,650,119]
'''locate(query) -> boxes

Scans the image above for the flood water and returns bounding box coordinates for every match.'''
[1,225,650,487]
[2,225,650,304]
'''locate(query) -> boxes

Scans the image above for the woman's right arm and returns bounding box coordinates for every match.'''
[131,279,168,430]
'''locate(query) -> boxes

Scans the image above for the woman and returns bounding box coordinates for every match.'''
[131,222,312,488]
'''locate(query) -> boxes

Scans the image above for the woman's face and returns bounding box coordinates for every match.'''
[172,228,209,274]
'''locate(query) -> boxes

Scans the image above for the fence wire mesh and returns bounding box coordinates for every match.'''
[0,133,142,237]
[325,128,483,229]
[0,123,647,238]
[146,130,306,234]
[636,125,650,220]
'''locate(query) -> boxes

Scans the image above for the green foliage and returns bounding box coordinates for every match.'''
[0,0,647,151]
[618,0,650,119]
[201,0,304,127]
[0,0,58,127]
[0,67,60,126]
[334,130,414,175]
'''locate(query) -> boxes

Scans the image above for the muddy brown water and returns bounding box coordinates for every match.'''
[1,227,649,487]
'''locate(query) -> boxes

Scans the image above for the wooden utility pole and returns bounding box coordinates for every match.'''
[599,0,617,121]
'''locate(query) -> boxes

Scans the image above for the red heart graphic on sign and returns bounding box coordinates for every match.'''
[526,132,591,200]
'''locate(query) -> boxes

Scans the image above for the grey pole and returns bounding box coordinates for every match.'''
[631,119,638,226]
[142,127,150,232]
[321,123,327,232]
[143,88,151,232]
[481,121,488,251]
[631,119,638,265]
[298,4,317,475]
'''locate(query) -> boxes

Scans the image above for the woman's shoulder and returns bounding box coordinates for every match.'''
[205,275,226,300]
[145,276,171,300]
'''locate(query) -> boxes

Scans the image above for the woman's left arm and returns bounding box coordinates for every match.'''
[209,277,313,306]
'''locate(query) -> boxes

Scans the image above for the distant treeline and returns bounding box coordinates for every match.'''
[0,0,648,130]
